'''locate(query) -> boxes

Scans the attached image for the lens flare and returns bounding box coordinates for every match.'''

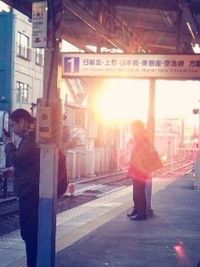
[174,241,191,266]
[95,79,149,123]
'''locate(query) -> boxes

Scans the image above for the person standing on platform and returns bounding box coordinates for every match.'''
[3,109,40,267]
[127,120,162,221]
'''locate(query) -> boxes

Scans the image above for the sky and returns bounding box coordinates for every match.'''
[156,80,200,126]
[94,79,200,128]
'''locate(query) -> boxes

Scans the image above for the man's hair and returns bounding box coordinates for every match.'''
[10,109,34,123]
[131,120,145,130]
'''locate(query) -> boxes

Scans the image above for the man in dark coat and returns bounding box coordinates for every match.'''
[3,109,40,267]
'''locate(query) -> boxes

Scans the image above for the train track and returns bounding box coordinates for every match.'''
[0,160,194,236]
[0,198,19,236]
[0,160,194,211]
[0,197,18,217]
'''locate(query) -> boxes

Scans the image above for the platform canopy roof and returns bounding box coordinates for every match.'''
[2,0,200,54]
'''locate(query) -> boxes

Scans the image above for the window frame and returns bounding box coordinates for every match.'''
[16,81,29,104]
[35,48,43,66]
[17,32,30,60]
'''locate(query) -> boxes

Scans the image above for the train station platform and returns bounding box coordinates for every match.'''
[1,172,200,267]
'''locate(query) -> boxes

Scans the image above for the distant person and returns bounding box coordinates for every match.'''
[3,109,40,267]
[127,120,162,221]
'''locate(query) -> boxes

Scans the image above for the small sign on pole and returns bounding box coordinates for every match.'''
[32,1,48,48]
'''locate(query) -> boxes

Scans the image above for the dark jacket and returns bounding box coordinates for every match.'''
[4,131,40,198]
[128,132,162,180]
[128,132,151,181]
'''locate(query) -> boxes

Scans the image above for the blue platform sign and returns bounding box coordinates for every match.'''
[63,57,80,73]
[62,53,200,79]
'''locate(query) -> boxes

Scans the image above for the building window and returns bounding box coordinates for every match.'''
[17,32,30,60]
[35,48,43,66]
[16,82,29,104]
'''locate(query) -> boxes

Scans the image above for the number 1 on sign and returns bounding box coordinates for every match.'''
[64,57,79,73]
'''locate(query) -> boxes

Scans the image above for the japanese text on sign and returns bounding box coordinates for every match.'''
[32,1,47,48]
[62,53,200,78]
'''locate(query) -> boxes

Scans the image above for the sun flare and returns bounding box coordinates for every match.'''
[94,79,200,127]
[95,79,149,123]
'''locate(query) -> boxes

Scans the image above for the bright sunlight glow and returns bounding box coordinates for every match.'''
[95,79,149,123]
[94,79,200,127]
[156,80,200,127]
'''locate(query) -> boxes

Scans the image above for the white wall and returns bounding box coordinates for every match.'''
[12,10,43,112]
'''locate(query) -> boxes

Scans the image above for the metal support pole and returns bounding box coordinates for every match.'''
[146,79,156,216]
[113,125,120,171]
[36,6,62,264]
[168,139,174,173]
[37,145,58,267]
[194,102,200,190]
[176,10,182,53]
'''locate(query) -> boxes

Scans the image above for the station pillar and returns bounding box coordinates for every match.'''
[146,79,156,216]
[194,103,200,191]
[36,29,62,267]
[194,151,200,190]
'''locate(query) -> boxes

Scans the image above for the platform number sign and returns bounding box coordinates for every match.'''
[62,53,200,78]
[63,57,80,73]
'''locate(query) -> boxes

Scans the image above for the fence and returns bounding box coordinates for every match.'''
[154,147,194,176]
[67,148,112,180]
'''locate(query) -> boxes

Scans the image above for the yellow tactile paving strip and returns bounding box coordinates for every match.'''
[7,177,176,267]
[56,177,176,251]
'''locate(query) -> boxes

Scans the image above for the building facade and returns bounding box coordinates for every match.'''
[0,9,44,114]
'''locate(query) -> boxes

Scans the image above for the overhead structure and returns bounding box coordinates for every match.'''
[2,2,200,266]
[2,0,200,54]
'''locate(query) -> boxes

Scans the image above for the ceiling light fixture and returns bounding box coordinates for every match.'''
[192,43,200,54]
[186,22,195,39]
